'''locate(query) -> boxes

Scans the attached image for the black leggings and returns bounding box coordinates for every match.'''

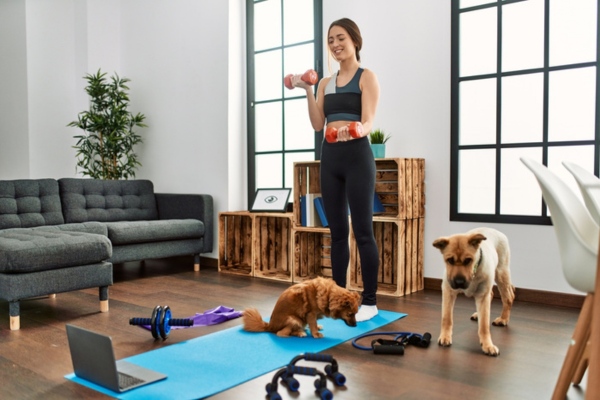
[320,137,379,305]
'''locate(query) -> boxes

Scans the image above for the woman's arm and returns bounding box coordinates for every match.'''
[292,75,328,131]
[359,68,380,135]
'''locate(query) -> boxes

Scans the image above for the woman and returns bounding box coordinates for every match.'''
[291,17,380,322]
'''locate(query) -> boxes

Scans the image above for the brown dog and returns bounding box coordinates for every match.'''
[432,227,515,356]
[242,277,361,338]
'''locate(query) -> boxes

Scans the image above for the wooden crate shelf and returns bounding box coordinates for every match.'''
[218,211,253,276]
[348,217,424,296]
[292,228,332,282]
[253,213,293,282]
[218,158,425,297]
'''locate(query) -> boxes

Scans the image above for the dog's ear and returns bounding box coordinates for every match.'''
[468,233,487,248]
[432,238,449,251]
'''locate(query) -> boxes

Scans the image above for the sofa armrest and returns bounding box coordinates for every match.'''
[154,193,214,253]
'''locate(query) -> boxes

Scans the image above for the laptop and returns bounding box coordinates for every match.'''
[66,324,167,392]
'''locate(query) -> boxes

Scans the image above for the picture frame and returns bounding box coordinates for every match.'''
[250,188,291,212]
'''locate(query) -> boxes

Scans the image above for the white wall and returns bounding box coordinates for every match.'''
[0,0,575,294]
[0,0,29,179]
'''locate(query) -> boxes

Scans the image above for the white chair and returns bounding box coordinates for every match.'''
[520,157,598,399]
[563,161,600,224]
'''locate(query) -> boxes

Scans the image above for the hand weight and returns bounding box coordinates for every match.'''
[325,121,363,143]
[284,69,318,89]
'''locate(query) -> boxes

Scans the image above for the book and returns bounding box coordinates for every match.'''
[313,196,328,227]
[300,193,321,227]
[373,193,385,214]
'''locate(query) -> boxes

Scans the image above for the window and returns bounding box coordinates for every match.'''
[246,0,323,207]
[451,0,599,224]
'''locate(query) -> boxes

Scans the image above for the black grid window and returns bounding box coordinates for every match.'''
[451,0,600,225]
[246,0,323,207]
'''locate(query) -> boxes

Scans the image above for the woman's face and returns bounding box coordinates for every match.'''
[328,25,355,62]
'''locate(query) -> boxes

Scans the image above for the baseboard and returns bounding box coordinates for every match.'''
[202,259,584,310]
[424,278,585,309]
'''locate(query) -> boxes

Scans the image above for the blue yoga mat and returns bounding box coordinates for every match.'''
[66,310,406,399]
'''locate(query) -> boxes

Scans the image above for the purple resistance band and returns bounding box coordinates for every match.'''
[141,305,242,331]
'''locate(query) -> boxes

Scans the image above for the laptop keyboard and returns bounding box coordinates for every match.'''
[118,372,146,389]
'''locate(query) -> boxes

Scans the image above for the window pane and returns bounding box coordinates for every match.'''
[254,0,281,51]
[460,0,492,7]
[284,43,315,99]
[549,0,597,66]
[548,67,596,141]
[255,50,283,102]
[459,78,496,145]
[285,152,315,193]
[501,73,544,143]
[460,7,497,77]
[501,147,543,215]
[284,99,314,150]
[255,102,282,152]
[256,153,282,189]
[283,0,313,45]
[502,0,544,72]
[458,149,496,213]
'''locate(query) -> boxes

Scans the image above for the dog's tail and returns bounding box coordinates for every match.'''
[242,307,269,332]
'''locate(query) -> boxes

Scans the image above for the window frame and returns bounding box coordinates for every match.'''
[450,0,600,225]
[246,0,323,207]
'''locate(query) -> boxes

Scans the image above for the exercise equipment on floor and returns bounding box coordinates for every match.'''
[351,331,431,355]
[284,69,318,89]
[129,305,193,340]
[325,122,363,143]
[266,353,345,400]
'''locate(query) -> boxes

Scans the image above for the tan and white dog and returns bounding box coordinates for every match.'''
[432,227,515,356]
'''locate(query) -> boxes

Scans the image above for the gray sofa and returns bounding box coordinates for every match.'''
[0,178,213,330]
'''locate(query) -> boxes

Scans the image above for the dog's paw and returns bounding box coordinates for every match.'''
[492,317,509,326]
[470,312,478,321]
[317,324,323,331]
[438,334,452,347]
[312,332,324,339]
[482,343,500,356]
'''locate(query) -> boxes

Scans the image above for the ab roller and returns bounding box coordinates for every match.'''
[129,305,193,340]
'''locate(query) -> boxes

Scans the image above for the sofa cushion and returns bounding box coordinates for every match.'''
[0,229,112,273]
[36,222,108,236]
[105,219,203,245]
[59,178,159,223]
[0,179,64,229]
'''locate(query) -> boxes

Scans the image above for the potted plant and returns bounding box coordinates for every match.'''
[369,129,391,158]
[68,69,147,180]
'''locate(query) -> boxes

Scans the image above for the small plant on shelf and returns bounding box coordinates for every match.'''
[369,129,391,144]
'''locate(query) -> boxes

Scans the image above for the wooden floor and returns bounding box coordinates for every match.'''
[0,256,588,400]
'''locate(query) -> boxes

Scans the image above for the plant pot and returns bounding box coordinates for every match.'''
[371,144,386,158]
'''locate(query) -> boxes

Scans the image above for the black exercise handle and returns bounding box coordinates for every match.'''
[129,317,152,325]
[303,353,334,363]
[287,365,318,376]
[373,344,405,355]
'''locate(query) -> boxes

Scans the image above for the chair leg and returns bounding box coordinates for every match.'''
[552,293,594,400]
[572,340,590,385]
[194,254,200,272]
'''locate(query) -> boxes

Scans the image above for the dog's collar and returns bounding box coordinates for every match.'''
[471,248,483,278]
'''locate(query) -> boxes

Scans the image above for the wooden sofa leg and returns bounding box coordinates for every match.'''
[9,301,20,331]
[10,316,20,331]
[99,286,109,313]
[194,254,200,272]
